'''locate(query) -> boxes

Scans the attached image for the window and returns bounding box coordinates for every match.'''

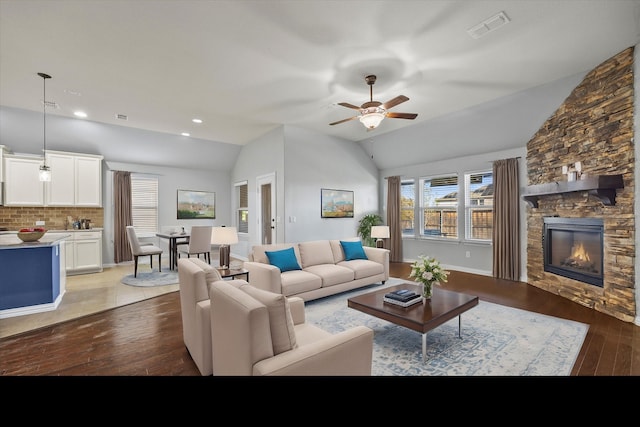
[419,174,458,239]
[465,171,493,241]
[131,174,158,234]
[236,181,248,233]
[401,179,415,236]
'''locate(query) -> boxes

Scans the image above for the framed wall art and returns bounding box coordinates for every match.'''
[177,189,215,219]
[321,188,354,218]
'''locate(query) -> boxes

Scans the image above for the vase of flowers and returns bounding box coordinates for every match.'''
[409,255,450,300]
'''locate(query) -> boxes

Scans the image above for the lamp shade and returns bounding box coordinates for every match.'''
[211,226,238,245]
[371,225,390,239]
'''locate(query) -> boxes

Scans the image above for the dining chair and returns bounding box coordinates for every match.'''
[125,225,163,277]
[178,225,213,264]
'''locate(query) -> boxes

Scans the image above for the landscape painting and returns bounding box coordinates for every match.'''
[321,188,354,218]
[177,190,215,219]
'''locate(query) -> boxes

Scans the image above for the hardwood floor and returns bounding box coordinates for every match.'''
[1,262,639,376]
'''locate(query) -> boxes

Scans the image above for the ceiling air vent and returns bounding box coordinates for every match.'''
[116,113,128,120]
[42,100,60,109]
[467,11,510,39]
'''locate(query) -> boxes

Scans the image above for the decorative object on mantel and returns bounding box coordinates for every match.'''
[522,174,624,208]
[409,255,450,299]
[37,72,52,182]
[561,161,583,181]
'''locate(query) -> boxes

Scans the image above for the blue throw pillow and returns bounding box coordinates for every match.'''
[265,247,302,272]
[340,240,368,261]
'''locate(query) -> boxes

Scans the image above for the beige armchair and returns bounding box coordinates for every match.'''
[177,257,223,376]
[209,280,374,376]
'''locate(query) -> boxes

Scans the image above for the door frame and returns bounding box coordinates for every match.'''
[256,172,276,245]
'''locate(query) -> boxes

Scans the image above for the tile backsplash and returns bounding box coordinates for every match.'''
[0,206,104,230]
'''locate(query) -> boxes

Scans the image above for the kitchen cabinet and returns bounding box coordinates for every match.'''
[51,230,103,275]
[46,151,103,207]
[2,150,102,207]
[0,145,11,183]
[3,154,45,206]
[0,233,68,317]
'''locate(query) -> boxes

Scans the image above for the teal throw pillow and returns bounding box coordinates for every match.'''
[340,240,368,261]
[265,247,302,272]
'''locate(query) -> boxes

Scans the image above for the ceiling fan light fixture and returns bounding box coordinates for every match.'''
[359,112,385,129]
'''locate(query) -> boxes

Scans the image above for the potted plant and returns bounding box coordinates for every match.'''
[357,213,383,247]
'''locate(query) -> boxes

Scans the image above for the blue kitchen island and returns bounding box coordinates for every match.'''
[0,232,69,318]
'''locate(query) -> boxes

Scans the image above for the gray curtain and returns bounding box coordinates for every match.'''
[386,176,403,262]
[114,171,133,263]
[492,158,520,280]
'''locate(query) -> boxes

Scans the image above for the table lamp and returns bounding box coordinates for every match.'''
[212,226,238,269]
[371,225,390,248]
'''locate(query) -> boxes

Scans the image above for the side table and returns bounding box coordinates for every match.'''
[217,267,249,282]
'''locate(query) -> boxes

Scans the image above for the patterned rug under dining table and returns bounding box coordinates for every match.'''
[347,283,479,361]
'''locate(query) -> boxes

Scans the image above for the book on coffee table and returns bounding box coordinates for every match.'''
[384,289,419,302]
[383,294,422,307]
[383,290,422,307]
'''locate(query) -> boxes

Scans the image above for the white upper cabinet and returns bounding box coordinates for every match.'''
[75,155,102,207]
[3,154,45,206]
[0,145,11,182]
[45,151,103,207]
[46,152,75,205]
[3,150,103,207]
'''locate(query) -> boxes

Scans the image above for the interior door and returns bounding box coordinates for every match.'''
[257,173,276,245]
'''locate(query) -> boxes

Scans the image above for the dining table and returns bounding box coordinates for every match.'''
[156,231,190,270]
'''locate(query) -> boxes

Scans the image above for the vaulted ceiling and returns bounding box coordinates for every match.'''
[1,0,639,148]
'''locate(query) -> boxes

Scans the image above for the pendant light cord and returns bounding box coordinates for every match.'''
[37,72,51,162]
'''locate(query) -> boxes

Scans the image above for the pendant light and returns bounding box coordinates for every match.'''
[38,72,52,182]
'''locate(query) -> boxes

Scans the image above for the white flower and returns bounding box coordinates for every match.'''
[409,255,449,286]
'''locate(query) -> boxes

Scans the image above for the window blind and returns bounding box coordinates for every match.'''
[131,174,158,233]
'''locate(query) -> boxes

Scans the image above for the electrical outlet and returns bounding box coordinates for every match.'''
[35,221,45,226]
[465,251,471,258]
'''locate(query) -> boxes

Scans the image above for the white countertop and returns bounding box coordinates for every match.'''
[0,232,71,248]
[0,228,103,234]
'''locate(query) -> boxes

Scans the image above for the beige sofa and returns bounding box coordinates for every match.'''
[209,280,374,376]
[244,238,389,301]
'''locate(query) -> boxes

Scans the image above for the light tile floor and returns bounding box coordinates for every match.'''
[0,261,179,339]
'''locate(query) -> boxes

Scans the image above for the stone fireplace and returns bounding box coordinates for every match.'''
[525,47,636,323]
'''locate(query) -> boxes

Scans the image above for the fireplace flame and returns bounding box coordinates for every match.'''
[571,242,591,262]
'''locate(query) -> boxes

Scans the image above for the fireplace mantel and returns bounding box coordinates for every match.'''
[523,174,624,208]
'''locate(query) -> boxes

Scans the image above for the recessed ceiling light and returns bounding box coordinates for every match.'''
[192,118,203,124]
[74,111,87,118]
[64,89,82,96]
[181,132,190,137]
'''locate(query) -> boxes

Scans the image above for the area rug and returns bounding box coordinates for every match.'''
[121,269,179,287]
[304,280,589,376]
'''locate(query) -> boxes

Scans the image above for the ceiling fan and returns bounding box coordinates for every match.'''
[330,74,418,130]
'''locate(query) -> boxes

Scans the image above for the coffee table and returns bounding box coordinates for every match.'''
[347,283,479,361]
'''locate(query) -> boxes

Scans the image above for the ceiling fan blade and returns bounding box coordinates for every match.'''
[329,116,359,126]
[386,112,418,120]
[337,102,362,110]
[382,95,409,110]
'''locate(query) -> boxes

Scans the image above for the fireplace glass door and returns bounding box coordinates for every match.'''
[543,217,604,287]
